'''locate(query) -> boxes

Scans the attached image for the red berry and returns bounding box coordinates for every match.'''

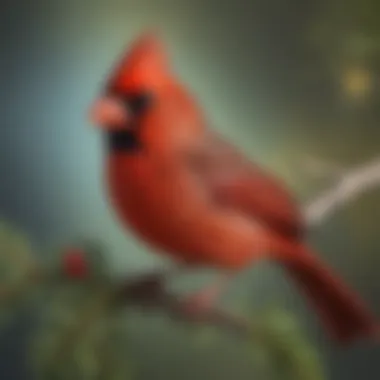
[62,249,88,279]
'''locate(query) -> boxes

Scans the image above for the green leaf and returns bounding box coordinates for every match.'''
[30,283,133,380]
[248,308,326,380]
[0,220,38,332]
[97,314,134,380]
[191,325,220,349]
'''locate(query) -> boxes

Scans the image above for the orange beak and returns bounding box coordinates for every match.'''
[88,96,130,130]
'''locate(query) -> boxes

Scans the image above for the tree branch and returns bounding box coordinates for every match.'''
[115,272,251,336]
[304,156,380,226]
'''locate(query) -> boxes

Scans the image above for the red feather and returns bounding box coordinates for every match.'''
[187,132,304,239]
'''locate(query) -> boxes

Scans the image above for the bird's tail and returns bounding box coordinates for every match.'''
[272,238,379,344]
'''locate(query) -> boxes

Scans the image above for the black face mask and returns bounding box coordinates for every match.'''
[106,129,142,152]
[105,91,153,153]
[124,92,153,116]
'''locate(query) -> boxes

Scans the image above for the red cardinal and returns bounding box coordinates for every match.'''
[89,32,378,344]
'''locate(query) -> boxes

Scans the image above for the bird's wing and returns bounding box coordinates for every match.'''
[186,131,304,240]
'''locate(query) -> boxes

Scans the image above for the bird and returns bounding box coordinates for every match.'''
[89,32,378,344]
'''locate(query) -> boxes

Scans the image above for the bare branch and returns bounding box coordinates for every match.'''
[304,156,380,225]
[116,272,251,335]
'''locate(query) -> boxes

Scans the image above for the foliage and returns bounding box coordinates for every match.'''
[307,0,380,106]
[0,221,38,330]
[30,285,132,380]
[0,219,326,380]
[249,308,325,380]
[309,0,380,61]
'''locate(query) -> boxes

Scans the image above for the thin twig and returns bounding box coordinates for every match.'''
[304,156,380,225]
[115,272,251,335]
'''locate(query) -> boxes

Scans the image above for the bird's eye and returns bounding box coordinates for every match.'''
[124,92,153,116]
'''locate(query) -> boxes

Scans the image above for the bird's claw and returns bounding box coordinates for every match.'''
[180,291,218,320]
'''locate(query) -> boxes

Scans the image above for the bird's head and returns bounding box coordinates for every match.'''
[89,32,205,154]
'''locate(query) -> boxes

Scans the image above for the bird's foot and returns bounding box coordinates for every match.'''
[180,278,229,320]
[181,291,218,320]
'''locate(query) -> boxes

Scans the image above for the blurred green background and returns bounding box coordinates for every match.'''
[0,0,379,379]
